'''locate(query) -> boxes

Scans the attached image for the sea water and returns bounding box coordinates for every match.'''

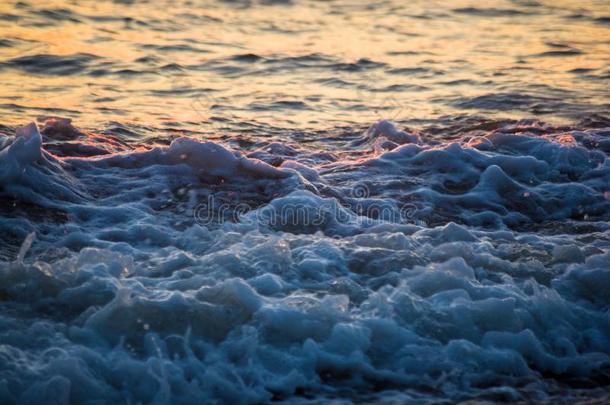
[0,0,609,403]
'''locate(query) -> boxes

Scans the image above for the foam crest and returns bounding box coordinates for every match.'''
[0,123,85,205]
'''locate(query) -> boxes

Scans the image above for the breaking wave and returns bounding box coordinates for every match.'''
[0,117,609,403]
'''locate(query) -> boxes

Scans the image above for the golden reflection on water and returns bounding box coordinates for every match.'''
[0,0,609,131]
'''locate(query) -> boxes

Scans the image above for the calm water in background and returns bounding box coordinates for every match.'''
[1,1,610,404]
[1,0,609,134]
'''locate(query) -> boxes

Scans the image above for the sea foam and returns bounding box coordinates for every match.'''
[0,119,608,403]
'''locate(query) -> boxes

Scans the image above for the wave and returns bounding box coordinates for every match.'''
[0,117,609,403]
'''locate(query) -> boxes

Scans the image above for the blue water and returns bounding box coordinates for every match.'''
[1,0,610,403]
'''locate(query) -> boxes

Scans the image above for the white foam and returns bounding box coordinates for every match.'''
[0,119,609,403]
[0,123,85,204]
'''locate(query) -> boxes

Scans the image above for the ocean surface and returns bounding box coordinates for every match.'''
[1,0,610,403]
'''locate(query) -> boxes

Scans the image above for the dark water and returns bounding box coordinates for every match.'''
[0,0,609,404]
